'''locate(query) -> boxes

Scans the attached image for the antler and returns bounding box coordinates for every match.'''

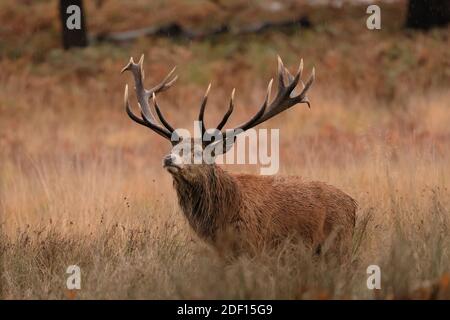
[233,56,315,130]
[201,55,315,153]
[122,55,314,153]
[197,84,236,147]
[121,54,178,143]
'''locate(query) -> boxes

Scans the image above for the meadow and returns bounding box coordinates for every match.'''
[1,0,450,299]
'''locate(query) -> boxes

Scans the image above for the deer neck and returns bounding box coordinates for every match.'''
[172,165,240,241]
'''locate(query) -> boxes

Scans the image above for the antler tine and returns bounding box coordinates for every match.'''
[267,78,273,103]
[216,88,235,131]
[238,78,272,131]
[148,66,178,94]
[152,93,174,132]
[298,58,304,81]
[298,67,315,108]
[124,84,147,126]
[122,55,178,143]
[121,57,134,74]
[152,93,181,141]
[198,83,211,141]
[224,78,272,136]
[277,55,287,89]
[300,67,315,97]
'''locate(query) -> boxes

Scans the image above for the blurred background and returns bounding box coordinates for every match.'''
[1,0,448,164]
[1,0,449,160]
[1,0,450,299]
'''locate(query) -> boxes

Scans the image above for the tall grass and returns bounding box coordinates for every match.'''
[1,87,449,298]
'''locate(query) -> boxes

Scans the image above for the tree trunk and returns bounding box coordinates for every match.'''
[406,0,450,30]
[59,0,88,49]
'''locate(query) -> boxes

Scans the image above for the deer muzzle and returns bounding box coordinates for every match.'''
[163,154,183,173]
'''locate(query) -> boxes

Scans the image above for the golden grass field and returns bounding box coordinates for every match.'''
[1,1,450,299]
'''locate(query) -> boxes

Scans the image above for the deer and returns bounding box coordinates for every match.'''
[121,54,357,258]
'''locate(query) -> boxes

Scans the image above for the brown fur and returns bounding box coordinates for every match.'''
[170,164,357,256]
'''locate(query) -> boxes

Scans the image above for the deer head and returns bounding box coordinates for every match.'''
[121,55,315,182]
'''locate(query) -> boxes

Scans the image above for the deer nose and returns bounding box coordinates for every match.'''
[163,154,175,167]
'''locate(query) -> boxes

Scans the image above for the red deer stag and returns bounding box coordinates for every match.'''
[121,55,357,257]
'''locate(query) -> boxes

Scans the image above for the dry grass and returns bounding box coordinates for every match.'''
[1,1,450,299]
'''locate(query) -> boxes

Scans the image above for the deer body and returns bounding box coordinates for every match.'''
[172,164,356,253]
[122,54,357,258]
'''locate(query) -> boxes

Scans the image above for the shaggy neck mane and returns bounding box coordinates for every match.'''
[172,165,240,241]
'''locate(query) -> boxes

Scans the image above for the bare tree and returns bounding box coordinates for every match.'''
[59,0,88,49]
[406,0,450,30]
